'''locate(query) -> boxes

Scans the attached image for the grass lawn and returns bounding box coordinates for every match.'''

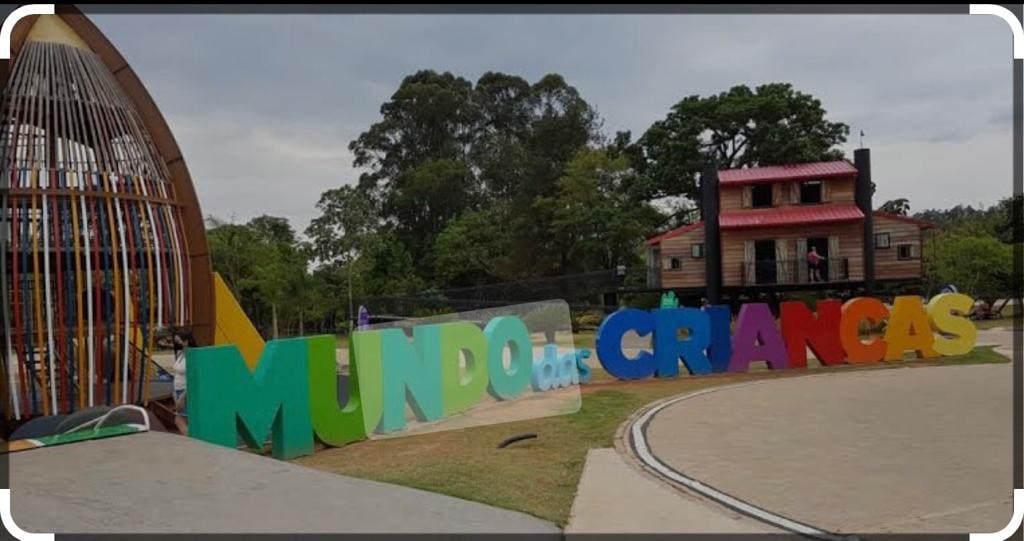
[294,345,1007,526]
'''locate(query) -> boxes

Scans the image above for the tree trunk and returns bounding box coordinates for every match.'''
[299,312,304,336]
[272,303,279,339]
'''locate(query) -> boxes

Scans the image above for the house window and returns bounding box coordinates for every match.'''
[897,244,916,260]
[691,243,704,259]
[800,181,822,204]
[875,232,891,249]
[751,184,773,208]
[670,257,682,270]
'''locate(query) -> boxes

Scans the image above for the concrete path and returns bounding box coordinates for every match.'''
[640,362,1014,535]
[566,448,777,534]
[9,431,559,535]
[976,327,1015,358]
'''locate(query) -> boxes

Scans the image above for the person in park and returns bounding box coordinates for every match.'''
[808,246,826,283]
[167,328,194,435]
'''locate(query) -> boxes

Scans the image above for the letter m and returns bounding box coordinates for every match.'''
[186,338,314,459]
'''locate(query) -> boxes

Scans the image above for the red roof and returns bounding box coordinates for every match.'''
[873,211,934,229]
[646,221,704,246]
[719,161,858,185]
[720,204,864,230]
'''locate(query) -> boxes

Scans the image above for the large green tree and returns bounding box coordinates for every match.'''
[306,185,378,267]
[534,149,664,274]
[633,83,849,205]
[925,234,1013,300]
[207,215,309,338]
[339,70,603,284]
[433,207,514,287]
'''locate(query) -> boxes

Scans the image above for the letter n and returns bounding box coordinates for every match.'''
[780,300,845,368]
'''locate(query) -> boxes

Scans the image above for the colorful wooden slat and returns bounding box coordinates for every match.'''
[1,41,192,419]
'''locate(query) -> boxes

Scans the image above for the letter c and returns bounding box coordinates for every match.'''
[595,309,656,380]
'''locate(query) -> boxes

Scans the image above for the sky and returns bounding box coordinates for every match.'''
[85,12,1014,233]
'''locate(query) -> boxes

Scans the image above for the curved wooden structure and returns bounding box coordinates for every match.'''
[1,9,212,420]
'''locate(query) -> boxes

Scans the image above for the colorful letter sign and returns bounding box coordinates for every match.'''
[187,313,584,460]
[596,294,977,380]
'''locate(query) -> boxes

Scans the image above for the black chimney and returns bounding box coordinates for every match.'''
[854,148,875,294]
[701,168,722,304]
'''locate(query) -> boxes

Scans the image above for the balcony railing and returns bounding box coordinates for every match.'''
[741,257,850,286]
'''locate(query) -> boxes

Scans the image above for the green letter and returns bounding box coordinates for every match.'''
[378,327,443,432]
[187,338,314,460]
[308,334,375,446]
[440,322,489,415]
[348,330,385,434]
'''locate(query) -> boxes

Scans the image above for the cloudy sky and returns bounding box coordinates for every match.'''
[87,12,1014,232]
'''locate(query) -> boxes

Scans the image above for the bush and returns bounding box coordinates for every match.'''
[572,311,605,331]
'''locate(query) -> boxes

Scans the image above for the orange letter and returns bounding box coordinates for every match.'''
[839,297,888,363]
[884,296,937,361]
[780,300,845,368]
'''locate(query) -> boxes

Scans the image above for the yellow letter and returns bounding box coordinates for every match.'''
[884,296,938,361]
[927,293,977,356]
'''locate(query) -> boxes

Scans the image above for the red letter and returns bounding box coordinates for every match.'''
[780,300,845,368]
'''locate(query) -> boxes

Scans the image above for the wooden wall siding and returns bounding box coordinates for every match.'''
[874,215,924,280]
[659,225,707,288]
[720,222,865,286]
[719,177,856,211]
[721,185,745,210]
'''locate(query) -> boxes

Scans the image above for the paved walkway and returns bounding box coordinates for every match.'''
[10,431,559,535]
[640,362,1014,534]
[566,448,777,533]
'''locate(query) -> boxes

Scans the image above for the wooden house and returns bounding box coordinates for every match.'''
[646,149,933,300]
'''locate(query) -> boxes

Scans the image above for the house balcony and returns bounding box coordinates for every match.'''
[740,257,851,287]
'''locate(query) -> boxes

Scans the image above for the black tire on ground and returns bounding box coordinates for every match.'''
[498,433,538,448]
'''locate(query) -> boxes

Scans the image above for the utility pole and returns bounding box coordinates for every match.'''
[347,260,354,332]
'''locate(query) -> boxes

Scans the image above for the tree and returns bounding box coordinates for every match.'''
[914,196,1018,244]
[306,185,378,266]
[433,208,513,287]
[360,232,426,296]
[878,198,910,216]
[248,214,298,245]
[925,233,1012,300]
[633,83,849,205]
[344,70,603,285]
[305,185,381,326]
[207,215,309,338]
[387,158,478,276]
[534,149,665,274]
[350,70,479,192]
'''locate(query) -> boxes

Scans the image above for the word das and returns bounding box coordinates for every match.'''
[595,294,976,380]
[187,317,580,460]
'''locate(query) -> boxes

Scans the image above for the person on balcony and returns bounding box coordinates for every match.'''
[807,246,826,283]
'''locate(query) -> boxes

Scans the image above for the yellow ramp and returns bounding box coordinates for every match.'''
[212,272,265,369]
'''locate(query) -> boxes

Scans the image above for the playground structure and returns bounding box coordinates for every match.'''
[0,10,259,425]
[646,152,934,303]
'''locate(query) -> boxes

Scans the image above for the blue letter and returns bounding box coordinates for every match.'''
[595,309,656,380]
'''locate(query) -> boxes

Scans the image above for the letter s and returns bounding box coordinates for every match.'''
[927,293,977,356]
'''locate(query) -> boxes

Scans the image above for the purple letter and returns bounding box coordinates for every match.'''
[728,303,789,373]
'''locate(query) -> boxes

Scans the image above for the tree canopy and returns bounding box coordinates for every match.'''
[207,72,1012,338]
[630,83,849,207]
